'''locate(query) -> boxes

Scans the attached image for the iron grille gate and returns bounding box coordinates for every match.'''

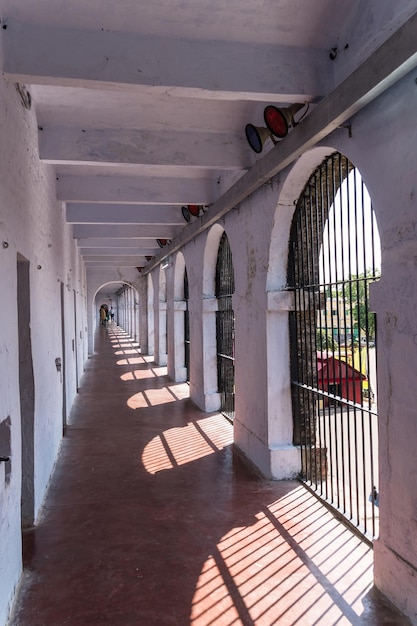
[215,232,235,421]
[184,269,190,382]
[288,153,380,542]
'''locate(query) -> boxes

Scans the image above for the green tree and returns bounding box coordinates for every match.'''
[316,328,336,352]
[348,269,380,338]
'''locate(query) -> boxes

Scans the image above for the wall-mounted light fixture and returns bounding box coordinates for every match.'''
[245,103,308,153]
[161,257,172,270]
[156,238,172,248]
[181,205,204,222]
[245,124,278,154]
[264,103,306,138]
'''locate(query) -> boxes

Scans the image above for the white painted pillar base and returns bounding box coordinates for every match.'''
[269,445,301,479]
[203,391,221,412]
[174,366,188,382]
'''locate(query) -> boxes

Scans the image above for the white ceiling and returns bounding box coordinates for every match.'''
[1,0,417,285]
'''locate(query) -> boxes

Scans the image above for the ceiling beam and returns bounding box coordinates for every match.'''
[143,10,417,273]
[81,247,158,256]
[72,224,181,239]
[40,127,249,169]
[3,20,328,101]
[58,176,218,204]
[84,259,145,266]
[66,203,185,225]
[77,238,158,248]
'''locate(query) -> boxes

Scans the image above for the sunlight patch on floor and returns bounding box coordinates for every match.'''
[142,414,233,474]
[190,487,373,626]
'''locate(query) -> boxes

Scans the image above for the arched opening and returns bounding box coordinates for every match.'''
[170,253,188,383]
[92,281,138,340]
[288,152,380,541]
[184,268,190,382]
[148,274,155,357]
[157,268,167,366]
[215,232,235,421]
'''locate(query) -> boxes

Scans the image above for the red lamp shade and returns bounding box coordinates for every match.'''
[264,105,289,138]
[157,239,170,248]
[188,204,200,217]
[264,103,306,138]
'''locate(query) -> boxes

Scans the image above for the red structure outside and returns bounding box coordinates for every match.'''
[317,351,367,406]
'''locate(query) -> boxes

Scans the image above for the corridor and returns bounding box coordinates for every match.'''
[9,326,410,626]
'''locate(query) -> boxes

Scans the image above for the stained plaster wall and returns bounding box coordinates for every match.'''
[327,71,417,624]
[0,70,87,624]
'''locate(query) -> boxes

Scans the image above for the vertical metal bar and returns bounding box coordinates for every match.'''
[344,162,355,521]
[298,197,310,480]
[337,154,348,515]
[304,183,316,485]
[184,269,190,382]
[353,188,367,530]
[215,233,235,421]
[330,154,341,510]
[311,173,323,490]
[324,159,336,504]
[319,163,330,501]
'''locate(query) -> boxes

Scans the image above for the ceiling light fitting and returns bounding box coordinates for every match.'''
[246,103,308,153]
[156,238,171,248]
[245,124,278,154]
[181,205,204,222]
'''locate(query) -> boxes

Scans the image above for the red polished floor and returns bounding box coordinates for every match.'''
[9,325,411,625]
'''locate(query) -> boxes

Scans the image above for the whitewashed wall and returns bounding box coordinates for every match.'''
[331,71,417,624]
[0,71,87,624]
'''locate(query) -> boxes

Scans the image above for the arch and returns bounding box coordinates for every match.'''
[287,151,381,541]
[203,223,224,298]
[215,232,235,421]
[154,267,167,366]
[198,224,226,413]
[264,147,334,480]
[168,252,188,382]
[114,283,140,341]
[267,147,332,291]
[147,273,155,357]
[158,267,167,302]
[88,280,139,354]
[173,252,186,300]
[92,280,137,320]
